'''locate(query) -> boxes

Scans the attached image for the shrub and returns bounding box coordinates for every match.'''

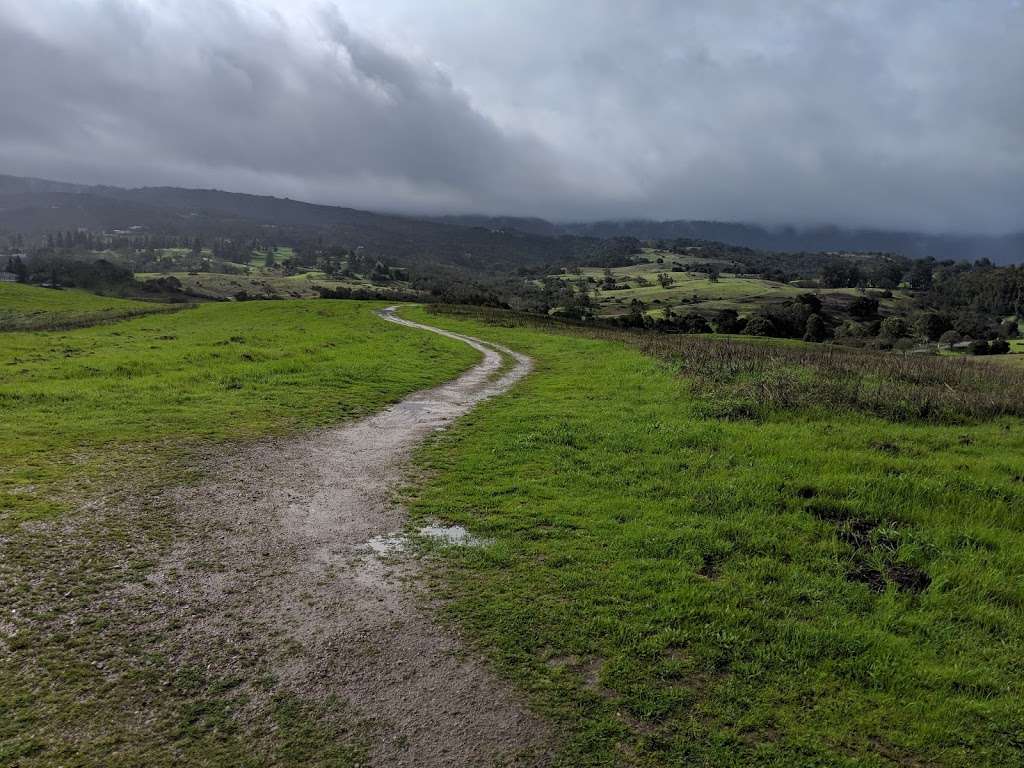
[989,338,1010,355]
[880,316,909,339]
[714,309,746,335]
[938,330,962,347]
[744,315,777,337]
[680,313,711,334]
[915,312,950,341]
[849,296,879,319]
[969,340,990,356]
[796,293,823,314]
[955,311,999,340]
[803,314,827,342]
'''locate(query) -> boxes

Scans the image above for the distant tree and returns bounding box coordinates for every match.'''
[680,313,711,334]
[938,330,962,348]
[908,260,934,290]
[999,318,1020,339]
[849,296,879,319]
[796,293,823,314]
[968,340,990,356]
[880,316,909,339]
[714,308,745,334]
[820,261,863,288]
[953,311,997,340]
[623,298,647,328]
[869,262,905,290]
[745,315,777,337]
[707,267,720,283]
[803,313,828,342]
[657,272,674,289]
[6,255,27,282]
[989,338,1011,355]
[370,260,392,283]
[264,248,276,267]
[914,312,950,342]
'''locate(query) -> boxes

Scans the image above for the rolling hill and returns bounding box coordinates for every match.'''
[2,174,1020,269]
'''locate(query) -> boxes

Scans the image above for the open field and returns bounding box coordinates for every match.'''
[133,270,415,300]
[0,300,480,766]
[0,282,180,331]
[4,290,1023,766]
[554,249,915,319]
[403,304,1024,767]
[0,300,477,529]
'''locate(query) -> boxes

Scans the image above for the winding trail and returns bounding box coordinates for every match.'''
[156,307,548,766]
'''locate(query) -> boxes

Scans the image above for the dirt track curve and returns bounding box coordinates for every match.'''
[155,307,550,766]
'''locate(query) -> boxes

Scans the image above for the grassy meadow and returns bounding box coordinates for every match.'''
[0,300,479,766]
[552,250,913,319]
[0,299,478,531]
[405,305,1024,767]
[3,287,1022,766]
[132,269,412,301]
[0,282,179,331]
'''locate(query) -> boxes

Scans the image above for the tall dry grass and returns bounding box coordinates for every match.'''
[432,305,1024,423]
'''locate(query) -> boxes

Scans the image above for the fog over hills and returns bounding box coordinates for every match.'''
[2,2,1022,237]
[3,174,1019,265]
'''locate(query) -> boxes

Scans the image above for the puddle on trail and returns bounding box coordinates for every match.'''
[420,524,487,546]
[364,524,489,555]
[365,534,408,555]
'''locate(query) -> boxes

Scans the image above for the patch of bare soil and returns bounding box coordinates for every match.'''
[149,308,551,766]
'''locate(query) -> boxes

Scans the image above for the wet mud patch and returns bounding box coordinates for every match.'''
[697,551,725,579]
[806,501,931,595]
[363,523,490,556]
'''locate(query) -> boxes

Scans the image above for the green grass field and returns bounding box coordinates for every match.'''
[0,300,479,767]
[553,251,911,319]
[0,300,477,531]
[0,282,179,331]
[404,305,1024,767]
[133,269,413,300]
[4,291,1022,766]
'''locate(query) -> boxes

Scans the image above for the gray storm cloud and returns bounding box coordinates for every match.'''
[0,0,1022,233]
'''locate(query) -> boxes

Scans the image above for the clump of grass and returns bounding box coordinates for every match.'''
[431,305,1024,423]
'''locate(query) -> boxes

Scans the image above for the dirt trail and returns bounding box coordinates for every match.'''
[156,307,549,766]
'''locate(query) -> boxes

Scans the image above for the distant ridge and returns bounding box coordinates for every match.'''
[1,173,1021,265]
[440,215,1024,265]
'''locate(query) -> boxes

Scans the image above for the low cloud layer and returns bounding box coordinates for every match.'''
[1,1,1022,233]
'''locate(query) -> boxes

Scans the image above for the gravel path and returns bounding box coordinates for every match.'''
[156,307,549,766]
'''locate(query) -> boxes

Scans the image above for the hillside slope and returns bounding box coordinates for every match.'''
[2,174,1019,267]
[0,175,614,274]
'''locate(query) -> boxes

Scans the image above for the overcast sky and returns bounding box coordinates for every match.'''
[1,1,1021,233]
